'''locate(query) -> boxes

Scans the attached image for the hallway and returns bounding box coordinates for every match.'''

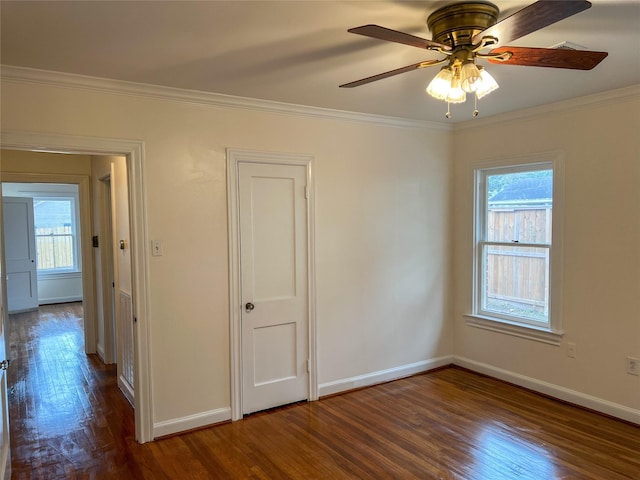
[8,303,135,478]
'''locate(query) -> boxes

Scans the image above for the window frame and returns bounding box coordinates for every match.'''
[466,152,564,345]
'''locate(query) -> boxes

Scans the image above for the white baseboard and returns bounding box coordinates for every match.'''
[454,356,640,425]
[96,344,105,364]
[151,356,451,438]
[38,296,83,305]
[150,354,638,439]
[318,355,454,398]
[153,407,232,439]
[118,374,135,408]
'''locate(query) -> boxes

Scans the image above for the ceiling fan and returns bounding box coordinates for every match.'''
[340,1,608,118]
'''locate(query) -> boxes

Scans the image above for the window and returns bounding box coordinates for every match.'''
[468,153,564,344]
[33,197,80,273]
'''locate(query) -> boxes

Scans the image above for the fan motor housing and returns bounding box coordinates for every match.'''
[427,1,499,47]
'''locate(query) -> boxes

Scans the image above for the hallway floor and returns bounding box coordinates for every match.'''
[8,303,136,478]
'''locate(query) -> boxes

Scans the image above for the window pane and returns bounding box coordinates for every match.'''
[34,199,75,270]
[486,170,552,243]
[482,244,549,323]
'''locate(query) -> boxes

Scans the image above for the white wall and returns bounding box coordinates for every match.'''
[1,77,454,432]
[452,90,640,419]
[36,273,82,305]
[2,68,638,433]
[112,157,131,296]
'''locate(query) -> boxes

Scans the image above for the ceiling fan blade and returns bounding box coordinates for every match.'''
[487,46,608,70]
[349,25,450,51]
[472,1,592,45]
[339,59,445,88]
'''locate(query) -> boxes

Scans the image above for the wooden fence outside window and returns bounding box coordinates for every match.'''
[486,206,551,319]
[35,225,74,270]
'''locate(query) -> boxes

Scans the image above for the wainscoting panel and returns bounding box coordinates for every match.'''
[119,290,135,405]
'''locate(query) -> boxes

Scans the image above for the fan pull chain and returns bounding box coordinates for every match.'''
[444,98,482,119]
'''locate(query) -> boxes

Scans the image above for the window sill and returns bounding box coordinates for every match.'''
[464,314,563,346]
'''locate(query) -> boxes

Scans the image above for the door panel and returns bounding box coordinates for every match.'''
[250,177,297,301]
[3,197,38,313]
[253,322,297,385]
[239,162,308,414]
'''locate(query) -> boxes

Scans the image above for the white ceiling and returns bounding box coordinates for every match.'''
[2,1,639,123]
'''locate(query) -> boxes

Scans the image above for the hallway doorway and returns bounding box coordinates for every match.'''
[0,132,152,443]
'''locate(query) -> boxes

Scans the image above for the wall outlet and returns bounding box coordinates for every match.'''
[567,342,576,358]
[627,357,639,376]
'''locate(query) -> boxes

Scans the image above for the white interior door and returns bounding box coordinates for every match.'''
[239,162,309,414]
[0,193,13,479]
[2,196,38,313]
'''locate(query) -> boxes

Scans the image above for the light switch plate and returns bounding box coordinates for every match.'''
[152,240,163,256]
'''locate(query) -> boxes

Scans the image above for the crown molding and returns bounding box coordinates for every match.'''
[2,65,636,134]
[454,84,640,131]
[0,65,451,132]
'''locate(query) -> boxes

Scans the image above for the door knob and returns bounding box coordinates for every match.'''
[245,302,255,312]
[0,360,9,371]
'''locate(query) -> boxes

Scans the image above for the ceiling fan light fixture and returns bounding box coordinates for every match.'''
[475,66,499,99]
[426,61,495,116]
[445,66,467,103]
[343,0,605,120]
[426,67,454,100]
[460,60,482,93]
[445,85,467,103]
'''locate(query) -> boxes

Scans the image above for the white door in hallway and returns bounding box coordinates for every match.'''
[238,162,309,414]
[2,196,38,313]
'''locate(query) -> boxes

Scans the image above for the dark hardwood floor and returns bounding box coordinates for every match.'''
[8,303,640,479]
[8,303,135,479]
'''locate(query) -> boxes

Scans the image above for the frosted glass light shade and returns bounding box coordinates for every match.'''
[446,86,466,103]
[426,67,453,100]
[460,61,482,93]
[475,67,499,99]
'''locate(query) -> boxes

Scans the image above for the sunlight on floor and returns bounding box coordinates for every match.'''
[473,423,556,479]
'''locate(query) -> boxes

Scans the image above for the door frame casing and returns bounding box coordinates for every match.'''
[0,131,153,443]
[226,149,318,421]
